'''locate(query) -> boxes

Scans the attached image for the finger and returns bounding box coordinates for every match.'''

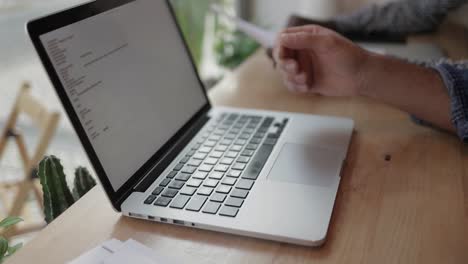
[296,84,309,93]
[297,51,314,89]
[283,24,331,35]
[280,31,324,50]
[294,73,307,85]
[280,59,298,74]
[283,80,297,93]
[278,45,297,61]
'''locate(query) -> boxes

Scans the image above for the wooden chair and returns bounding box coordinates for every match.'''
[0,82,60,237]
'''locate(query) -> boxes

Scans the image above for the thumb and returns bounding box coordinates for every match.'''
[280,32,320,50]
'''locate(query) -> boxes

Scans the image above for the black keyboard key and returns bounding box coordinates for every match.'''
[216,185,232,194]
[186,178,203,187]
[220,139,233,146]
[191,143,202,150]
[144,195,157,204]
[225,197,244,208]
[208,135,222,141]
[227,170,242,178]
[241,150,254,157]
[215,145,228,152]
[210,151,223,158]
[237,179,255,190]
[230,145,242,152]
[168,180,185,190]
[154,197,172,207]
[264,138,277,145]
[253,133,265,139]
[170,195,191,209]
[204,179,219,188]
[225,151,239,158]
[262,117,274,126]
[239,133,251,140]
[193,153,207,160]
[222,177,237,186]
[192,171,208,180]
[198,187,214,196]
[214,164,229,172]
[186,150,196,157]
[224,133,237,140]
[210,193,227,203]
[267,133,279,139]
[242,144,274,180]
[202,202,222,214]
[175,173,191,182]
[152,186,164,195]
[180,186,197,196]
[173,163,184,171]
[162,189,178,198]
[204,141,216,147]
[204,157,219,165]
[227,113,239,120]
[159,178,171,187]
[232,163,246,170]
[234,140,247,146]
[166,171,178,179]
[219,206,239,217]
[181,166,197,174]
[199,164,214,172]
[250,138,262,144]
[186,195,208,212]
[209,171,224,180]
[199,146,212,153]
[220,157,234,165]
[179,156,190,164]
[246,144,258,150]
[187,159,202,167]
[231,189,249,199]
[237,157,250,163]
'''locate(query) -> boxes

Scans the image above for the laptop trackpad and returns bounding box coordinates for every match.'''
[267,143,343,187]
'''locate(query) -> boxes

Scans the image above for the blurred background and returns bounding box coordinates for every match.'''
[1,0,466,250]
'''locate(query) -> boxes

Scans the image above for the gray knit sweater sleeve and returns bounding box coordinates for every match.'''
[335,0,468,35]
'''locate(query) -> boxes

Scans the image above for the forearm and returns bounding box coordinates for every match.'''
[360,54,455,132]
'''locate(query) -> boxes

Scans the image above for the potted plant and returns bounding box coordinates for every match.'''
[0,216,23,263]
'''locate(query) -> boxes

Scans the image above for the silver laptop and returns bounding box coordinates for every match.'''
[27,0,354,246]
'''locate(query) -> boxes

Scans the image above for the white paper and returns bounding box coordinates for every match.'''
[68,239,123,264]
[69,239,179,264]
[210,4,276,48]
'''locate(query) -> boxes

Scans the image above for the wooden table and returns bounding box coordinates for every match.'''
[8,23,468,264]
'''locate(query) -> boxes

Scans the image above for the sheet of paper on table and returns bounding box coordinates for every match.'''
[68,239,180,264]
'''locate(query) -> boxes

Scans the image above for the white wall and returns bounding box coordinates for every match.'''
[250,0,339,31]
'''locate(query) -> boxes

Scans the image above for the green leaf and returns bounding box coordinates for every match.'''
[6,243,22,256]
[0,237,8,258]
[0,217,22,229]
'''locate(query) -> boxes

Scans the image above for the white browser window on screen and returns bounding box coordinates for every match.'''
[40,0,207,190]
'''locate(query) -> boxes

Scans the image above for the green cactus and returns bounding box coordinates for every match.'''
[38,156,96,224]
[73,167,96,199]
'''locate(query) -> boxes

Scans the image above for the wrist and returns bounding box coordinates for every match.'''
[356,52,390,98]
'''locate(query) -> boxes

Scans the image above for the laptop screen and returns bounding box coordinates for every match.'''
[39,0,208,191]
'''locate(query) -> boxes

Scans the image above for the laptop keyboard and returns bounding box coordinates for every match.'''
[144,113,289,218]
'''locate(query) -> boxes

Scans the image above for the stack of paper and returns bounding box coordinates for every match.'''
[68,239,179,264]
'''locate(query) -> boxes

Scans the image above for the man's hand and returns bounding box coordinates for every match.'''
[274,25,454,133]
[274,25,370,96]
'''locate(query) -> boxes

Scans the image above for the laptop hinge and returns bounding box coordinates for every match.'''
[131,113,210,193]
